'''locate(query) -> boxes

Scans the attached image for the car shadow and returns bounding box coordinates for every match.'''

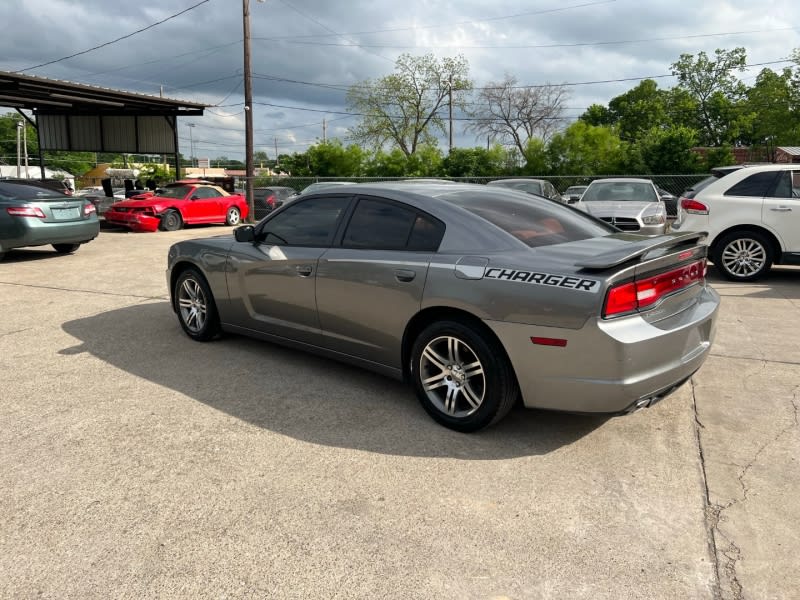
[707,264,800,300]
[61,301,609,459]
[0,247,78,263]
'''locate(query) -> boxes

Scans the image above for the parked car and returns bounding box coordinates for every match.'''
[0,181,99,261]
[167,182,718,432]
[82,188,127,217]
[487,178,563,202]
[671,164,800,281]
[1,177,73,196]
[252,186,298,220]
[103,181,249,232]
[562,185,588,204]
[656,187,679,218]
[298,182,357,195]
[575,178,668,234]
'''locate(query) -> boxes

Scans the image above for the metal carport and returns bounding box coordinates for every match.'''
[0,70,206,179]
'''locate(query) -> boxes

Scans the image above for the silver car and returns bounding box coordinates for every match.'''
[167,183,718,432]
[576,178,668,234]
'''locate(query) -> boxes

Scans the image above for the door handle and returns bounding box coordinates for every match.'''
[394,269,416,282]
[770,206,792,212]
[295,265,313,277]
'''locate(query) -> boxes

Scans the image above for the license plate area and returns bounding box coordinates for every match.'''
[52,207,80,220]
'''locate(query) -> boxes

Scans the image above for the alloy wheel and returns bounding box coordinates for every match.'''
[721,237,767,278]
[419,335,486,418]
[177,277,207,333]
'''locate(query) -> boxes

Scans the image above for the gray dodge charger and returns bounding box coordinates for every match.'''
[167,182,719,432]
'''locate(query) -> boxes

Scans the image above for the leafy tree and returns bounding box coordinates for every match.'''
[443,145,508,177]
[606,79,670,142]
[546,122,629,175]
[671,48,748,145]
[466,74,569,154]
[742,67,800,147]
[364,148,412,177]
[305,140,367,177]
[521,138,549,175]
[579,104,615,127]
[638,126,701,173]
[347,53,471,157]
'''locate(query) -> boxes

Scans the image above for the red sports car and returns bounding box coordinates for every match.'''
[103,181,249,232]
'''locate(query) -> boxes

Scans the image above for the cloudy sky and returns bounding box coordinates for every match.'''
[1,0,798,161]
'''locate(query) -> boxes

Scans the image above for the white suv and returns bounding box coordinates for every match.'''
[671,164,800,281]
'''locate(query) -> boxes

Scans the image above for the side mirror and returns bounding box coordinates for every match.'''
[234,225,255,243]
[190,195,200,200]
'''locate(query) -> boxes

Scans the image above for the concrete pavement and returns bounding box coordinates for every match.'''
[0,226,797,599]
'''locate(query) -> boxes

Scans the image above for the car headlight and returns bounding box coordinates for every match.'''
[642,213,665,225]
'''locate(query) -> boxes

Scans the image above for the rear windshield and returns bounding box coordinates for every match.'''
[437,189,614,248]
[0,182,68,200]
[582,182,658,202]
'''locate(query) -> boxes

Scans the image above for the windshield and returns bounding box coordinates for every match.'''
[156,185,192,199]
[581,182,658,202]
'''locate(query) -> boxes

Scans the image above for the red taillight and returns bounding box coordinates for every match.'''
[680,198,709,215]
[7,206,45,218]
[84,203,97,216]
[266,194,276,208]
[603,259,706,318]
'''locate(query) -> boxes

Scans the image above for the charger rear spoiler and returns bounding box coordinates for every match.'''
[576,232,707,270]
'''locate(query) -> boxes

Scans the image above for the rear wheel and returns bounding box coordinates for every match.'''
[226,206,242,226]
[174,268,221,341]
[53,243,80,254]
[160,209,183,231]
[713,230,773,281]
[410,320,518,432]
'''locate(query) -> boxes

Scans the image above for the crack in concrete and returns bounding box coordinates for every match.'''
[691,378,723,600]
[708,353,800,368]
[0,328,32,338]
[694,371,800,600]
[0,280,167,301]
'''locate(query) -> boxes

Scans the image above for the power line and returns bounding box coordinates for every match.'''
[13,0,212,72]
[279,26,800,50]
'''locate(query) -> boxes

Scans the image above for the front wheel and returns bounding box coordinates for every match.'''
[410,320,518,432]
[53,243,80,254]
[226,206,242,226]
[160,209,183,231]
[174,268,221,341]
[713,231,773,282]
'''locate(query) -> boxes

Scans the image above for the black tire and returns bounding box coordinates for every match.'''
[225,206,242,226]
[160,209,183,231]
[173,268,221,341]
[52,243,80,254]
[410,320,518,432]
[712,230,773,282]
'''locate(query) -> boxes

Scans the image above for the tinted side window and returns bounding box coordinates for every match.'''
[407,215,446,251]
[724,172,779,197]
[342,198,416,249]
[262,196,349,246]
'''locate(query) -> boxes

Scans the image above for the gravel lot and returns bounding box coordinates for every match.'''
[1,225,798,599]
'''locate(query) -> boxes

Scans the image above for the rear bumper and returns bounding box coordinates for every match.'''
[103,210,160,232]
[0,218,99,251]
[486,285,719,413]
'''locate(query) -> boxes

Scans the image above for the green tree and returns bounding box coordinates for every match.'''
[305,140,367,177]
[671,47,748,145]
[742,67,800,147]
[443,145,508,177]
[638,126,701,173]
[347,53,471,157]
[606,79,670,142]
[546,122,629,175]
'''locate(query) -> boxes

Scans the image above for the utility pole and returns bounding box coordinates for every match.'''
[243,0,256,223]
[448,74,453,152]
[16,120,22,178]
[23,120,28,176]
[274,137,279,166]
[187,123,195,168]
[323,118,327,143]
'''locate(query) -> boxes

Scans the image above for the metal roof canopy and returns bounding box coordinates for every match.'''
[0,70,206,155]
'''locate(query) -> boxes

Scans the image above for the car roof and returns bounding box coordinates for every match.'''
[487,178,548,184]
[587,178,654,184]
